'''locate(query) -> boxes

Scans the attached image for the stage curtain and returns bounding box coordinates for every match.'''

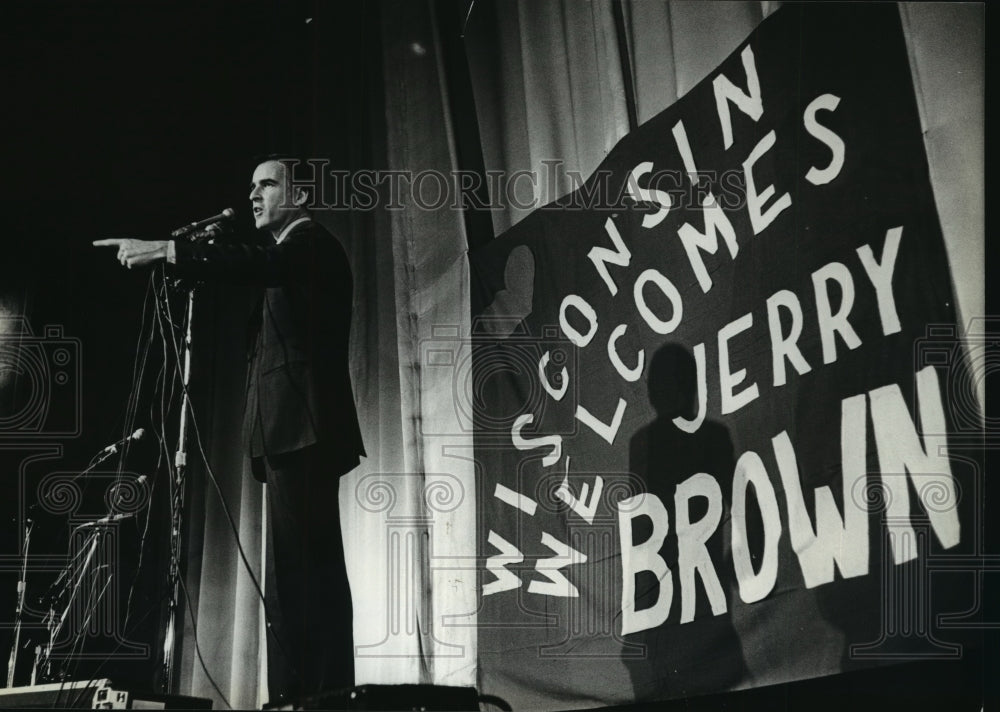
[899,3,984,340]
[373,0,479,688]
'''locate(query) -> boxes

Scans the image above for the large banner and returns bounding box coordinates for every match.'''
[469,4,980,709]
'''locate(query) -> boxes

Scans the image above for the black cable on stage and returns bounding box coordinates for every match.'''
[86,276,156,470]
[118,277,157,458]
[157,273,269,609]
[119,274,161,636]
[154,269,301,688]
[105,272,161,672]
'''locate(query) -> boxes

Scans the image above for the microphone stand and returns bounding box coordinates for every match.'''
[162,277,195,694]
[6,519,33,687]
[40,527,104,681]
[8,440,132,687]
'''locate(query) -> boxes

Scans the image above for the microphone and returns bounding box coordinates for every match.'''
[100,428,146,456]
[170,208,236,238]
[110,473,149,506]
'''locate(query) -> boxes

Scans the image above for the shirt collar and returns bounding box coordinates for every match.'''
[275,216,312,244]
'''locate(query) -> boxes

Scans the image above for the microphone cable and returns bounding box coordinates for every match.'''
[154,267,289,703]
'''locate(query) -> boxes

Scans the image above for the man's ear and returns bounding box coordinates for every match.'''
[292,186,311,208]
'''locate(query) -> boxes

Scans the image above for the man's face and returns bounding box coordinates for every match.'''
[249,160,301,237]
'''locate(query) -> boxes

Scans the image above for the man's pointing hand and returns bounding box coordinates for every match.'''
[93,238,170,268]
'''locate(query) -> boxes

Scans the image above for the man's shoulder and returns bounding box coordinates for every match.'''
[285,218,337,243]
[283,219,351,270]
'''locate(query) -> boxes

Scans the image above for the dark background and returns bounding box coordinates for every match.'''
[0,0,381,691]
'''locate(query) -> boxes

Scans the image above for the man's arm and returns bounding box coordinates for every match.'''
[94,230,343,287]
[168,237,317,286]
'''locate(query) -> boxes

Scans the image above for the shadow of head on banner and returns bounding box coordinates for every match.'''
[625,342,748,696]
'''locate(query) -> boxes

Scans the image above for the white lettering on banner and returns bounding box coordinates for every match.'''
[588,217,633,296]
[870,365,959,563]
[607,324,645,382]
[718,312,759,415]
[559,294,598,348]
[677,194,739,294]
[615,371,962,632]
[556,473,604,525]
[744,130,792,235]
[774,393,869,589]
[494,483,538,516]
[804,94,846,186]
[674,473,727,622]
[527,532,588,597]
[512,231,908,466]
[714,45,764,150]
[812,262,863,364]
[538,350,568,401]
[767,290,812,387]
[619,493,673,635]
[634,269,683,335]
[671,119,700,180]
[731,450,782,603]
[483,530,524,597]
[857,227,903,336]
[672,343,707,434]
[626,163,672,229]
[576,398,627,445]
[512,414,562,467]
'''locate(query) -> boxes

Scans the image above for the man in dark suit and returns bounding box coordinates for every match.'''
[94,156,365,702]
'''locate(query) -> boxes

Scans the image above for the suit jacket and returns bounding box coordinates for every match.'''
[172,219,366,480]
